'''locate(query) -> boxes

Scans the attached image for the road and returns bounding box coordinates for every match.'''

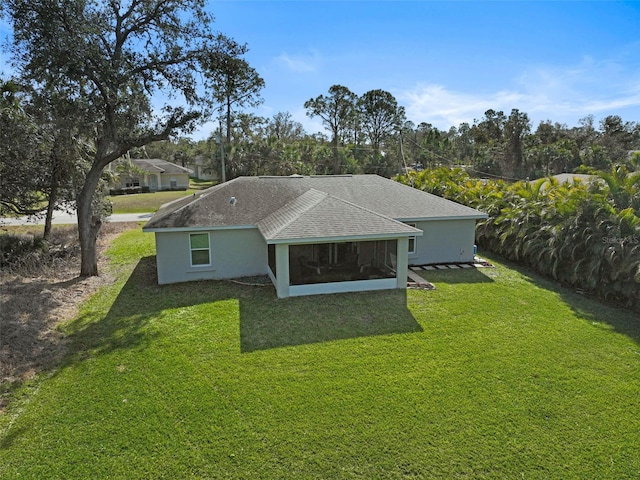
[0,211,154,226]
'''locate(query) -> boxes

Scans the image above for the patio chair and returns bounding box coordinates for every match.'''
[344,251,367,273]
[298,256,324,276]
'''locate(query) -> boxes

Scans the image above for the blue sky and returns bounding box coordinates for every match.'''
[2,1,639,140]
[205,0,640,139]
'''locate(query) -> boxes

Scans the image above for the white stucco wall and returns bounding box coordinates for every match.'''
[153,228,268,284]
[158,173,190,190]
[408,219,477,265]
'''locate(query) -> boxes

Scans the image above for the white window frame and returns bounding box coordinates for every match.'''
[406,223,417,255]
[189,232,211,267]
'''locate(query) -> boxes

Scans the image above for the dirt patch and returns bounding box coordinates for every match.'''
[0,222,138,411]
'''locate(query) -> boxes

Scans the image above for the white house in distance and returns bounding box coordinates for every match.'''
[113,158,191,191]
[143,175,488,298]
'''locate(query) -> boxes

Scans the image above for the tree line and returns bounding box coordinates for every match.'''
[138,88,640,184]
[397,167,640,313]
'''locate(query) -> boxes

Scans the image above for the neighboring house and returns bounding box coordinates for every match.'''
[532,173,600,189]
[113,158,191,191]
[188,155,219,181]
[143,175,488,298]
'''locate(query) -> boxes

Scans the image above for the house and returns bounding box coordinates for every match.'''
[188,155,219,182]
[113,158,191,192]
[533,173,599,186]
[143,175,488,298]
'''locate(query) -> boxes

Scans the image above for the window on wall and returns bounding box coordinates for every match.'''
[407,223,417,254]
[189,233,210,266]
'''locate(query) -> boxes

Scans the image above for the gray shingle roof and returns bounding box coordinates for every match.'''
[144,175,487,241]
[131,158,191,175]
[289,175,485,220]
[257,189,420,242]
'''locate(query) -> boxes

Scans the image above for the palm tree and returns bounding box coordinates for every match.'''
[597,165,640,210]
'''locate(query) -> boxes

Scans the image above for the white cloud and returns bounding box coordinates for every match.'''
[289,106,325,136]
[516,56,640,115]
[397,84,530,129]
[275,50,321,74]
[398,50,640,129]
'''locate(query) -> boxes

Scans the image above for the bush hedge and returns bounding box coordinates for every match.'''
[397,167,640,312]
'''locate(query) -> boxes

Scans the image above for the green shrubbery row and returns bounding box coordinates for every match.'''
[108,186,151,195]
[108,186,189,195]
[397,167,640,312]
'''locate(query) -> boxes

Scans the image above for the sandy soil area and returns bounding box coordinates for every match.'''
[0,223,138,410]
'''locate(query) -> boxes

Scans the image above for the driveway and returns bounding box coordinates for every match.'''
[0,211,154,226]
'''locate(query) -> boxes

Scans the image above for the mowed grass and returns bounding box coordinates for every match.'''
[108,179,215,214]
[1,229,639,479]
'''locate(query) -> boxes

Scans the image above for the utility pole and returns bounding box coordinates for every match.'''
[218,119,226,183]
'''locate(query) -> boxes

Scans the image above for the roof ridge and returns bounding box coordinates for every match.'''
[319,190,415,228]
[257,188,328,238]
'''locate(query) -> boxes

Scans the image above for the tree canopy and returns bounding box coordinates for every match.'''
[0,80,47,216]
[2,0,245,275]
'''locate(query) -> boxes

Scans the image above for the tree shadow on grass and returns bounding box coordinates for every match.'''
[486,253,640,345]
[62,256,165,360]
[1,275,96,411]
[64,256,423,358]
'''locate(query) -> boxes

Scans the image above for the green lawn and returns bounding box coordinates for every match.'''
[108,179,215,214]
[1,228,639,479]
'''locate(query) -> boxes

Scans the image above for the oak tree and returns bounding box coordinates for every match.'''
[2,0,240,276]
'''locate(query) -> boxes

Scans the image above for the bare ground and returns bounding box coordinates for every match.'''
[0,223,138,411]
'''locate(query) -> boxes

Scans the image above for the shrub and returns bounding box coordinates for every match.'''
[0,231,78,275]
[397,167,640,313]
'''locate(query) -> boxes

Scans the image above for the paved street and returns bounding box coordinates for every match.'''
[0,211,154,226]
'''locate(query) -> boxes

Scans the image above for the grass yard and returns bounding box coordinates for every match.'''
[108,179,215,214]
[1,228,639,478]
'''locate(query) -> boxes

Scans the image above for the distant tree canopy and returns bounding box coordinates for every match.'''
[0,80,46,216]
[151,90,639,183]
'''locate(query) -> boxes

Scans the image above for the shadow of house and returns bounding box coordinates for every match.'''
[63,256,423,359]
[239,289,423,353]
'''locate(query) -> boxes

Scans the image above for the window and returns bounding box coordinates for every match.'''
[407,223,417,254]
[189,233,210,266]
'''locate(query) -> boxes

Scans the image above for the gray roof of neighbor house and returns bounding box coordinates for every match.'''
[531,173,599,185]
[531,173,604,191]
[130,158,191,175]
[143,175,487,241]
